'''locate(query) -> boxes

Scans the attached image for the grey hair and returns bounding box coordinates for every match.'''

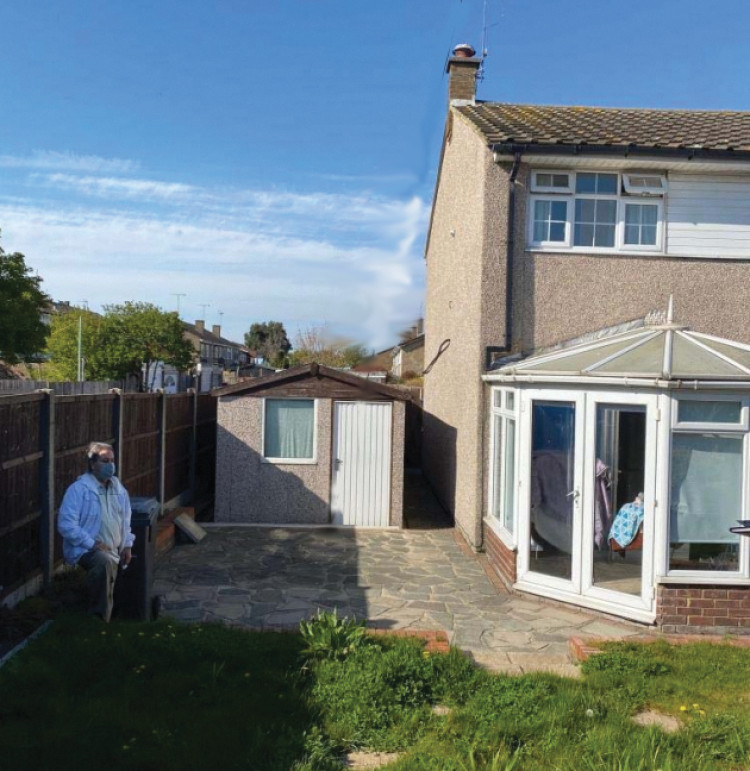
[86,441,114,460]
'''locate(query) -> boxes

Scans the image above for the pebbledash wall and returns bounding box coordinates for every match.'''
[214,368,406,528]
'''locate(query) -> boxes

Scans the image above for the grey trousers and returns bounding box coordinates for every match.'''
[78,549,119,622]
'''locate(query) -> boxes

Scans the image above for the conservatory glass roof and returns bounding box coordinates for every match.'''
[493,324,750,381]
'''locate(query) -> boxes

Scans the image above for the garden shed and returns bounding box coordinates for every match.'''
[214,364,412,527]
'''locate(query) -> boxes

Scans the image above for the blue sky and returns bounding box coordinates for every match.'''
[2,1,750,349]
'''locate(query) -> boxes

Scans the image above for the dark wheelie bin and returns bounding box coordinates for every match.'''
[113,497,160,620]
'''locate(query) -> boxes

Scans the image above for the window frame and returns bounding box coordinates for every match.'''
[528,196,571,248]
[261,397,318,464]
[622,173,668,196]
[530,169,573,194]
[526,170,667,255]
[666,394,749,579]
[487,387,519,544]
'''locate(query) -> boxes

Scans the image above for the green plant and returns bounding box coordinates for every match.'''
[299,609,369,664]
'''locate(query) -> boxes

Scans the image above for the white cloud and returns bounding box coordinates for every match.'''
[0,174,429,349]
[0,150,138,174]
[36,173,197,202]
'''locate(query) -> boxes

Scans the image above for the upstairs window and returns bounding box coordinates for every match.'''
[622,173,667,196]
[528,170,666,252]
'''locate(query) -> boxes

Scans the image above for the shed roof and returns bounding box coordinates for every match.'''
[456,103,750,157]
[491,323,750,382]
[213,363,416,400]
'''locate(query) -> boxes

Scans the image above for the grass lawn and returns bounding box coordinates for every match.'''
[1,613,749,770]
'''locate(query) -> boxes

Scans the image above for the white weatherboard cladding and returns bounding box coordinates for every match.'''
[667,173,750,258]
[331,402,392,527]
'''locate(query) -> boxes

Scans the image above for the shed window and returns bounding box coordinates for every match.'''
[264,399,315,460]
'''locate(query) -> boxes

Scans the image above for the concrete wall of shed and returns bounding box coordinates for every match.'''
[215,396,332,524]
[215,394,405,527]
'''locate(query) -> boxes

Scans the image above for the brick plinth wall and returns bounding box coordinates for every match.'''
[484,526,516,586]
[657,584,750,634]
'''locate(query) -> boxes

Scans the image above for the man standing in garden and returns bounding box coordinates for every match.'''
[58,442,134,622]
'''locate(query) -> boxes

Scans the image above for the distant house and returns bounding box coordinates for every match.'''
[183,320,245,391]
[392,332,424,379]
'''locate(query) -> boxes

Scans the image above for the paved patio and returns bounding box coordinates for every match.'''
[155,524,641,675]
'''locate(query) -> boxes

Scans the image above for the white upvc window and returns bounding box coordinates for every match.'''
[622,173,667,196]
[530,170,572,194]
[529,198,569,246]
[262,398,317,463]
[667,395,748,577]
[527,170,667,253]
[489,388,518,537]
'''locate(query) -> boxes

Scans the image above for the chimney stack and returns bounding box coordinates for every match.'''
[446,43,480,105]
[195,319,205,333]
[212,324,221,337]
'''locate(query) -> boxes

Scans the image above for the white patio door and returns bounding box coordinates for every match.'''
[581,392,657,616]
[517,389,658,620]
[330,401,392,527]
[518,390,586,595]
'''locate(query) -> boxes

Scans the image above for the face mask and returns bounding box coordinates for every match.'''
[97,462,116,480]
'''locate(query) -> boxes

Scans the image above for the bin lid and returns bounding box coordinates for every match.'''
[129,496,160,526]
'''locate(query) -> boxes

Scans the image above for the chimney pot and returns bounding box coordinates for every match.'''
[453,43,476,58]
[446,43,481,105]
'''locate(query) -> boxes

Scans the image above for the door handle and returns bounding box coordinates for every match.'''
[566,489,580,501]
[334,458,343,468]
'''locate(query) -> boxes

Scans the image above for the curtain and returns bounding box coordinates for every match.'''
[265,400,314,459]
[670,433,742,543]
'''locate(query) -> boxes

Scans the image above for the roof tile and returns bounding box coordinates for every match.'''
[457,103,750,153]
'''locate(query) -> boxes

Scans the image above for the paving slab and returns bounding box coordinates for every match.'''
[155,478,643,666]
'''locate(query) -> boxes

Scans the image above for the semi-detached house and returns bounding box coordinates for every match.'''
[423,45,750,633]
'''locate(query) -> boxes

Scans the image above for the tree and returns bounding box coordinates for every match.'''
[288,325,371,369]
[244,321,291,368]
[47,301,194,386]
[0,243,51,363]
[46,308,105,380]
[99,302,195,386]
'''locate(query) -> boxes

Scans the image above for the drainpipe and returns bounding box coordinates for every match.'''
[479,153,523,553]
[504,152,522,352]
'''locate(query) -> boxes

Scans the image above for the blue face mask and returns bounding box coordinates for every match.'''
[97,462,116,480]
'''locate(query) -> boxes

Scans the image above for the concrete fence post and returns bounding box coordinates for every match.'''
[158,391,166,515]
[110,388,124,481]
[188,387,198,504]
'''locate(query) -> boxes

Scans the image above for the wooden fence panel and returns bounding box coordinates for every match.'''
[164,394,193,502]
[120,394,160,499]
[0,394,44,594]
[195,394,217,499]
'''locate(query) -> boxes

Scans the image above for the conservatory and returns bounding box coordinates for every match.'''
[484,313,750,624]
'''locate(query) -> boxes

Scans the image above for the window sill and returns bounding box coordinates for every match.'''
[261,458,318,466]
[483,517,516,552]
[658,575,750,586]
[525,247,666,258]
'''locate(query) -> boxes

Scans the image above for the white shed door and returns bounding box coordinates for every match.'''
[331,401,392,526]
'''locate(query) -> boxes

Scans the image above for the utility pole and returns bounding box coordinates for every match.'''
[171,293,186,316]
[75,300,88,382]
